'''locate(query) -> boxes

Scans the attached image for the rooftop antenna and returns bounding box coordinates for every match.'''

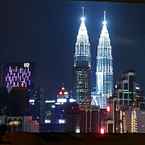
[81,6,85,21]
[104,11,106,22]
[103,11,107,25]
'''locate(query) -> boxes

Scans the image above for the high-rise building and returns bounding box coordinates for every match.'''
[108,70,145,133]
[115,70,144,108]
[28,87,42,122]
[3,62,33,92]
[0,62,34,116]
[42,86,78,132]
[96,12,113,108]
[73,8,91,104]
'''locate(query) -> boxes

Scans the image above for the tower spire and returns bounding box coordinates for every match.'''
[103,11,107,25]
[104,11,106,22]
[81,7,85,22]
[82,6,84,17]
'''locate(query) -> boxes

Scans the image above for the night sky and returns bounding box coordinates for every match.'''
[0,0,145,96]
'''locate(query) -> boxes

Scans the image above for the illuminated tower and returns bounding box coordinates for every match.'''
[96,11,113,108]
[73,8,91,104]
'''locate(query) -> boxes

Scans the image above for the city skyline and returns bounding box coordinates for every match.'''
[1,0,145,135]
[0,1,145,96]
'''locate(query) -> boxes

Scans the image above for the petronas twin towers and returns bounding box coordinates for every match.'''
[73,8,113,108]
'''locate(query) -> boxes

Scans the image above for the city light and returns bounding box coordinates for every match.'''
[75,127,80,133]
[24,62,30,68]
[8,121,20,126]
[58,119,66,124]
[100,128,105,135]
[29,99,35,105]
[69,98,76,103]
[51,105,55,108]
[57,98,67,103]
[81,16,85,22]
[55,102,61,105]
[44,119,51,124]
[64,91,68,95]
[59,91,63,95]
[107,106,111,112]
[136,86,140,90]
[45,100,55,103]
[102,20,107,25]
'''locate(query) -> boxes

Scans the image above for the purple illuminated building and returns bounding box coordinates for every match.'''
[3,63,33,91]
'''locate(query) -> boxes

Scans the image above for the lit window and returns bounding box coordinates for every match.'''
[58,119,66,124]
[44,119,51,124]
[29,99,35,105]
[69,98,76,103]
[51,105,55,108]
[64,91,68,95]
[45,100,55,103]
[57,98,67,103]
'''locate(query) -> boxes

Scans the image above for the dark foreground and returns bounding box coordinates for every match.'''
[0,133,145,145]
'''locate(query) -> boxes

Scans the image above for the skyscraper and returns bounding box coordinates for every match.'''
[115,70,144,108]
[96,12,113,108]
[73,8,91,104]
[3,62,33,92]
